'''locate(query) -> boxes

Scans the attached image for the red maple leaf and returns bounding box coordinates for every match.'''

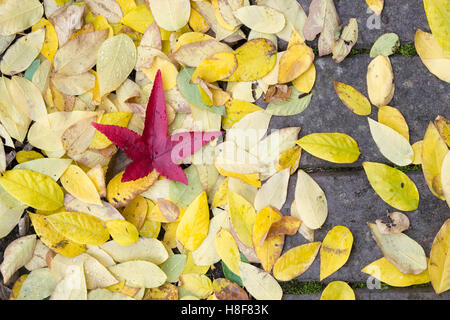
[92,70,223,184]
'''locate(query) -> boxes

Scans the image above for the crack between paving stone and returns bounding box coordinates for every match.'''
[301,164,421,174]
[310,43,418,58]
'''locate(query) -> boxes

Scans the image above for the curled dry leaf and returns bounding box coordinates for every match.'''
[375,212,410,235]
[303,0,341,56]
[332,18,358,63]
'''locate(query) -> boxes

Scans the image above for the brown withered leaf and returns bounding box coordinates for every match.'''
[375,212,410,235]
[264,85,293,103]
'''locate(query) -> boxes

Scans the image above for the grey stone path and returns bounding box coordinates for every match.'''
[272,0,450,300]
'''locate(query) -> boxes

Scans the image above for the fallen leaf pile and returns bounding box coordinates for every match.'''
[0,0,449,301]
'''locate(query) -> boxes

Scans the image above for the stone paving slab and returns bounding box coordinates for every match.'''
[278,170,449,284]
[269,54,450,169]
[296,0,430,48]
[284,287,450,300]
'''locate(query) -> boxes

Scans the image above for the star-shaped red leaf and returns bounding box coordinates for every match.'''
[92,70,223,184]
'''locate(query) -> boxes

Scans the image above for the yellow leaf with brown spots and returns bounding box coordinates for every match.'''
[320,226,354,280]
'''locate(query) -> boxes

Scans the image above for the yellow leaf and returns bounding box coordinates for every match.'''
[86,165,107,198]
[9,274,28,300]
[422,122,448,200]
[15,150,44,164]
[255,233,284,273]
[292,63,316,94]
[276,145,302,174]
[116,0,137,15]
[252,207,282,248]
[278,43,314,84]
[238,261,282,300]
[163,221,179,248]
[182,251,210,275]
[320,281,355,300]
[227,190,256,248]
[29,213,86,257]
[147,0,191,31]
[365,0,384,15]
[147,199,180,223]
[367,55,395,107]
[107,170,159,208]
[143,283,178,300]
[296,133,361,163]
[179,273,213,299]
[0,169,64,211]
[174,32,214,51]
[378,106,410,141]
[273,242,321,281]
[31,18,59,62]
[233,5,286,34]
[141,56,178,91]
[61,165,102,205]
[225,39,277,82]
[0,0,43,36]
[211,177,229,209]
[105,220,139,246]
[214,228,241,276]
[368,118,414,166]
[120,4,154,33]
[362,257,430,287]
[293,170,328,230]
[442,151,450,208]
[217,166,261,187]
[188,7,210,33]
[122,196,148,230]
[46,212,110,246]
[429,219,450,294]
[108,260,166,288]
[97,34,137,97]
[423,0,450,53]
[363,162,419,211]
[176,192,210,251]
[139,219,161,238]
[222,100,263,130]
[320,226,353,280]
[90,112,133,149]
[435,115,450,146]
[192,52,237,83]
[334,81,372,116]
[412,141,424,165]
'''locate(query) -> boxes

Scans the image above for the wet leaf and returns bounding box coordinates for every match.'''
[16,268,57,300]
[0,0,44,36]
[147,0,190,31]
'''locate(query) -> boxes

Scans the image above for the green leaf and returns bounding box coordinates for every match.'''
[169,165,203,209]
[370,33,400,58]
[176,68,225,115]
[266,87,312,116]
[160,254,187,283]
[222,253,248,286]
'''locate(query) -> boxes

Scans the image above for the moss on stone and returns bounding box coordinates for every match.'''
[280,280,325,295]
[397,43,417,57]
